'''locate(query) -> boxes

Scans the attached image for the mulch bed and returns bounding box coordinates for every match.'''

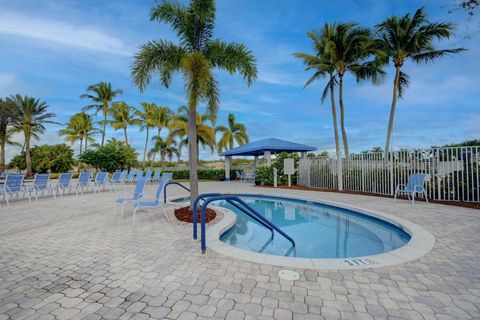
[174,206,217,223]
[257,184,480,210]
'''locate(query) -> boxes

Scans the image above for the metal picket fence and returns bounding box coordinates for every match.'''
[298,146,480,203]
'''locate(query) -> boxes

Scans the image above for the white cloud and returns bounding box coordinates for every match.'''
[0,10,131,55]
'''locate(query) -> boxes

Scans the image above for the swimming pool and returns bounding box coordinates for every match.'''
[209,195,411,259]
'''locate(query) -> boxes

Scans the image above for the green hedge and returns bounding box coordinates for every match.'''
[162,169,241,181]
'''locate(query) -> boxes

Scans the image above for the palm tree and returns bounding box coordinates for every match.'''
[60,112,98,156]
[131,0,257,207]
[8,95,59,177]
[136,102,157,168]
[376,7,465,155]
[317,23,384,157]
[0,98,21,172]
[168,107,216,157]
[109,102,141,147]
[215,113,249,153]
[80,82,123,146]
[294,26,342,162]
[149,136,180,170]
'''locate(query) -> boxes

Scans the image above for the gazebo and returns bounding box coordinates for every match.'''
[219,138,317,181]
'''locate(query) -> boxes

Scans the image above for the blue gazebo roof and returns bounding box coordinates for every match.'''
[219,138,317,157]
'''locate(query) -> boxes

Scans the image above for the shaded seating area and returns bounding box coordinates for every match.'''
[220,138,316,181]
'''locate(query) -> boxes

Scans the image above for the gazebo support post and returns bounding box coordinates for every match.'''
[225,156,231,181]
[253,156,258,172]
[264,151,271,167]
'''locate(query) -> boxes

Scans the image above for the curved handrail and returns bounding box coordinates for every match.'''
[199,195,296,254]
[193,193,274,240]
[163,182,190,203]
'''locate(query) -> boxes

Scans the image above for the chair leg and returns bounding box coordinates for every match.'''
[34,190,38,201]
[424,190,429,203]
[394,190,397,202]
[161,204,170,222]
[412,193,415,205]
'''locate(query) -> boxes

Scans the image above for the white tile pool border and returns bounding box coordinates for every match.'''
[167,193,435,270]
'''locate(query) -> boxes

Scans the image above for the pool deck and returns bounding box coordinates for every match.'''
[1,181,479,320]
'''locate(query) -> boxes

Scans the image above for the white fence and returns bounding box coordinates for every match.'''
[298,146,480,203]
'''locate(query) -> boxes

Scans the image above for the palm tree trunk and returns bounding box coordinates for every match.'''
[25,134,32,177]
[101,102,108,146]
[151,152,156,171]
[338,74,349,157]
[142,127,149,169]
[385,66,401,155]
[161,153,166,170]
[0,124,6,172]
[124,127,129,146]
[79,138,83,156]
[188,95,199,209]
[85,135,88,152]
[329,75,341,159]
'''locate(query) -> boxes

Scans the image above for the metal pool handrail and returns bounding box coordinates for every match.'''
[198,194,296,254]
[192,193,274,240]
[163,182,191,203]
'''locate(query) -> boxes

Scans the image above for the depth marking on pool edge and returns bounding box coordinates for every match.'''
[343,258,378,266]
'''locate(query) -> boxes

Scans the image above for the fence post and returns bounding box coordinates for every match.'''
[337,152,343,191]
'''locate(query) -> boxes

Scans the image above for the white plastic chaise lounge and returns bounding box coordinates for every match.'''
[23,173,50,201]
[394,173,430,204]
[132,175,172,225]
[1,174,25,205]
[114,177,148,217]
[50,173,73,198]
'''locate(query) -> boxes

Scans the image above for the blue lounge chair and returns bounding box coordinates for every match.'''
[162,172,173,181]
[114,177,148,217]
[151,170,161,183]
[125,170,135,184]
[144,170,151,183]
[135,169,144,182]
[118,170,127,183]
[394,173,430,204]
[1,174,24,205]
[50,173,73,198]
[92,172,108,193]
[72,172,92,195]
[23,173,50,201]
[107,171,121,191]
[132,176,171,225]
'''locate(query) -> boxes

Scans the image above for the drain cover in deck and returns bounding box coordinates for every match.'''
[278,269,300,281]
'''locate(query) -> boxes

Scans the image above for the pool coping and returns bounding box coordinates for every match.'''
[168,192,435,270]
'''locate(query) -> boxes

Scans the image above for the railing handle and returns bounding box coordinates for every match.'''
[193,193,222,239]
[163,182,190,204]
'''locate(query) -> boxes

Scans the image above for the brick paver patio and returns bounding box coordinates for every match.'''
[0,182,479,320]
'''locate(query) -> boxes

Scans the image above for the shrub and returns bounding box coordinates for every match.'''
[8,144,74,173]
[254,152,300,186]
[161,169,241,181]
[79,139,138,172]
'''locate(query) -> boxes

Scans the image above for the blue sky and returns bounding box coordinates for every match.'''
[0,0,478,161]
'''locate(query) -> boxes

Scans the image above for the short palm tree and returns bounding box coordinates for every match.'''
[60,112,98,156]
[168,107,216,156]
[376,7,465,154]
[136,102,157,168]
[0,98,20,172]
[149,136,180,170]
[109,102,141,147]
[80,82,123,146]
[8,95,59,177]
[215,113,249,153]
[131,0,257,207]
[294,26,341,162]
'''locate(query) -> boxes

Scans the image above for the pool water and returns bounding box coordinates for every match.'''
[213,195,410,259]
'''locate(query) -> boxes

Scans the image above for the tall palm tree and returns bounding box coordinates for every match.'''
[294,26,341,162]
[131,0,257,207]
[320,23,384,157]
[376,7,465,155]
[136,102,157,168]
[215,113,249,153]
[0,98,16,172]
[149,136,180,170]
[168,107,216,156]
[60,112,99,156]
[80,82,123,146]
[8,95,59,177]
[109,102,141,147]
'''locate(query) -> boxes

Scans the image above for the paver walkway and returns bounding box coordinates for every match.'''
[0,182,479,320]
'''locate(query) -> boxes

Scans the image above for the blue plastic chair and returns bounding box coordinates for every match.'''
[144,170,151,183]
[114,177,148,217]
[50,173,73,198]
[135,169,144,182]
[72,172,92,196]
[151,170,161,183]
[1,174,25,205]
[132,176,172,225]
[107,171,121,191]
[125,170,136,184]
[118,170,127,183]
[23,173,50,201]
[162,172,173,181]
[92,172,108,193]
[394,173,430,204]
